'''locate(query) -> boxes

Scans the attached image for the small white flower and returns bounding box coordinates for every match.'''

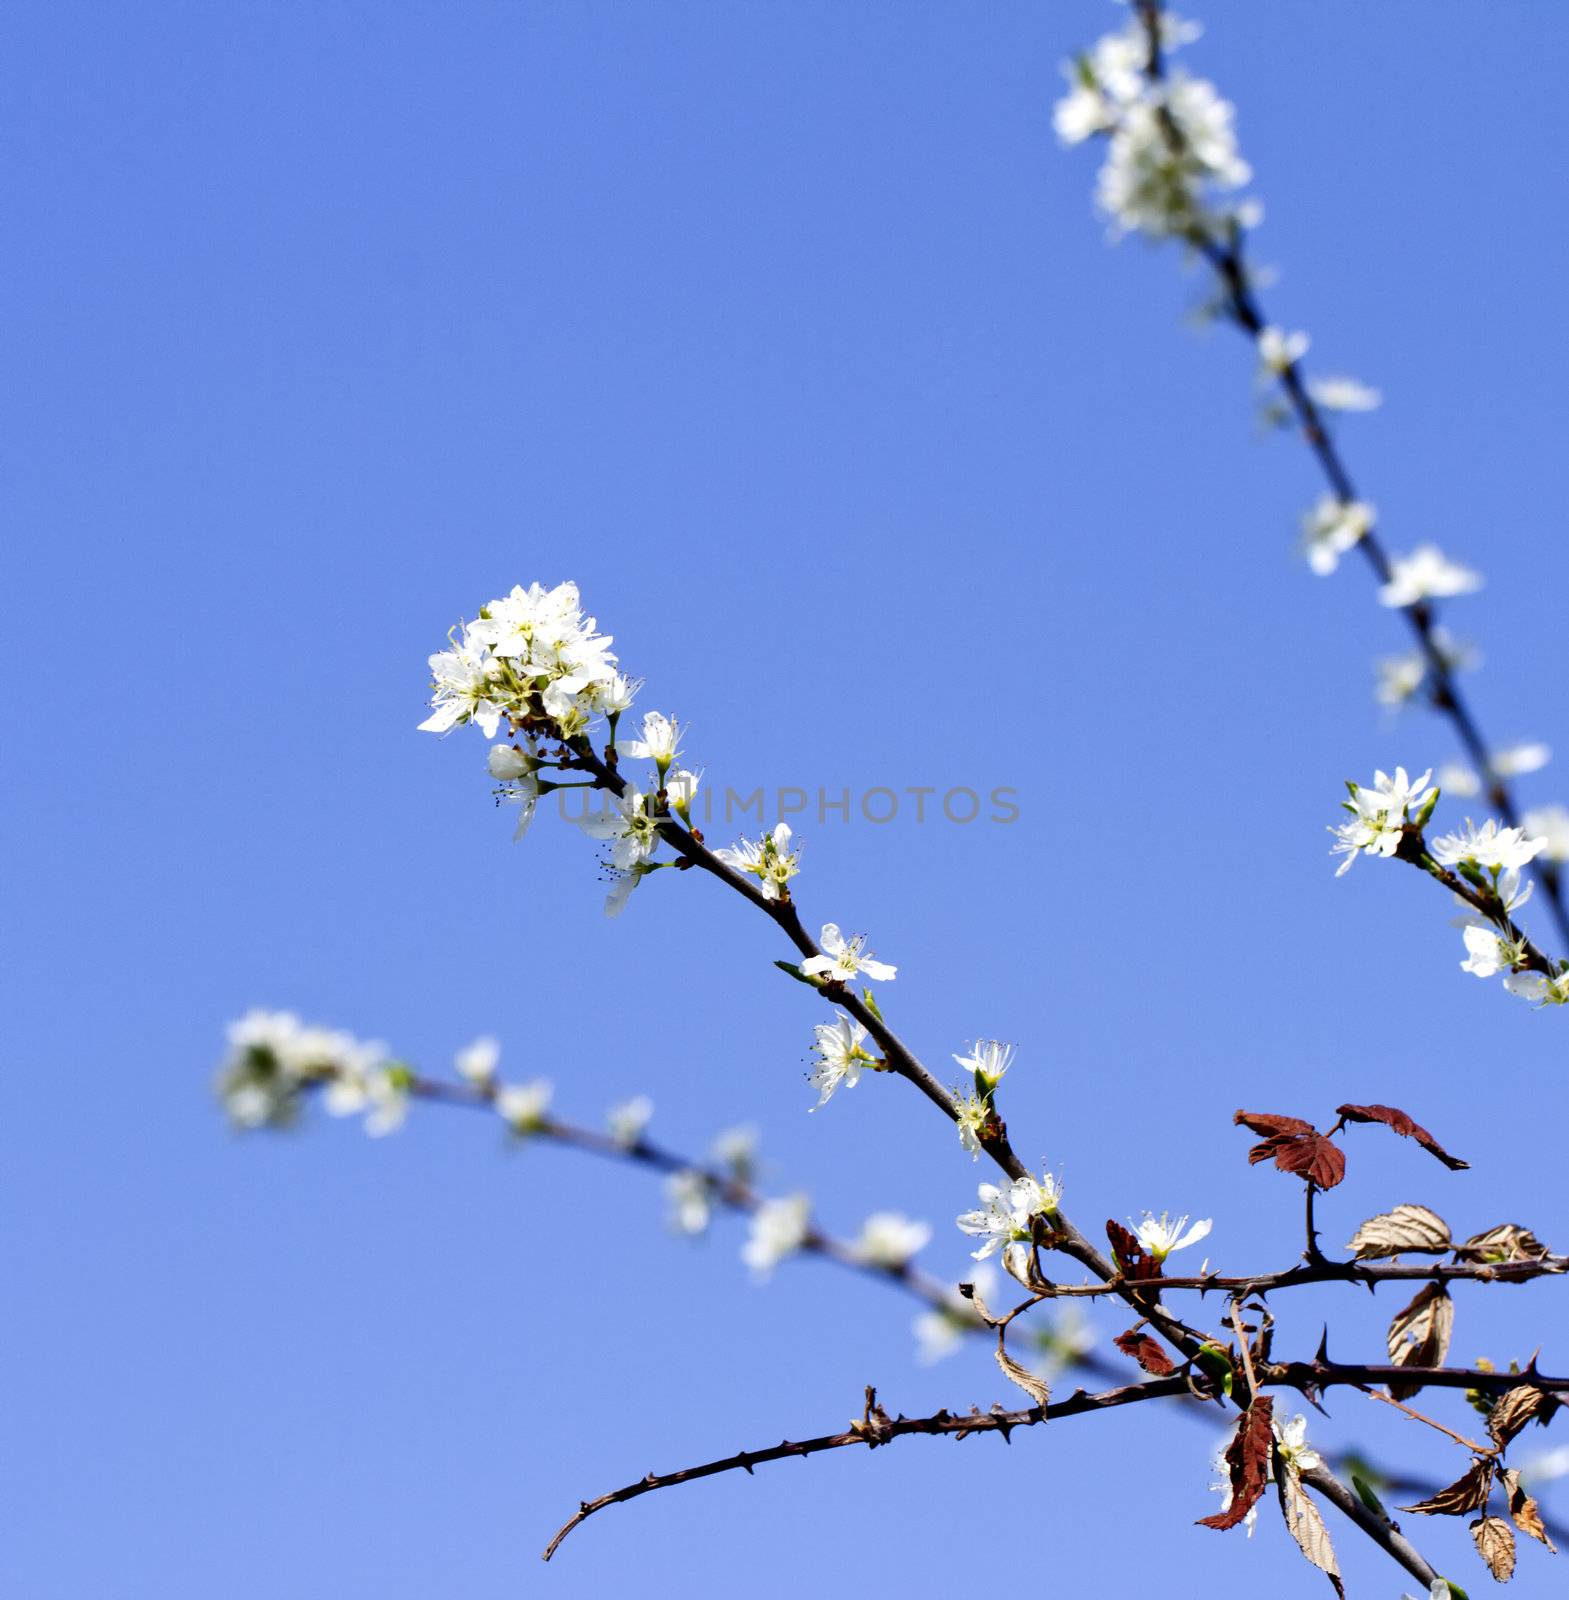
[1504,969,1569,1008]
[1274,1413,1323,1473]
[1258,325,1309,375]
[663,767,701,816]
[743,1193,811,1279]
[1133,1211,1212,1261]
[418,636,507,738]
[956,1174,1062,1261]
[952,1091,989,1160]
[496,1079,552,1132]
[1053,79,1113,146]
[1430,818,1548,873]
[801,923,897,985]
[853,1212,933,1268]
[596,672,642,715]
[666,1170,711,1236]
[807,1017,876,1108]
[576,787,660,870]
[1459,924,1523,980]
[455,1035,500,1084]
[1438,762,1482,798]
[607,1094,653,1146]
[715,822,800,901]
[618,710,683,768]
[953,1039,1016,1092]
[1209,1422,1262,1537]
[1374,649,1427,709]
[1378,545,1483,608]
[1522,805,1569,864]
[712,1124,759,1176]
[602,861,657,919]
[1300,496,1373,576]
[1494,741,1551,778]
[1308,375,1382,413]
[1330,767,1433,875]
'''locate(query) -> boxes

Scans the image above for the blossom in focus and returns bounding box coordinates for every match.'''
[496,1079,552,1132]
[1430,818,1548,873]
[418,636,508,738]
[576,787,660,870]
[807,1016,876,1108]
[1133,1211,1212,1262]
[607,1095,654,1146]
[952,1090,989,1160]
[715,822,801,902]
[663,767,701,818]
[956,1174,1062,1262]
[1522,805,1569,864]
[1258,325,1309,375]
[742,1193,811,1279]
[801,923,897,985]
[618,709,683,771]
[1504,969,1569,1008]
[1300,495,1373,576]
[1330,766,1434,875]
[953,1039,1015,1093]
[1274,1413,1323,1473]
[1459,924,1525,980]
[1308,375,1381,412]
[853,1211,933,1268]
[1377,545,1482,608]
[455,1035,500,1085]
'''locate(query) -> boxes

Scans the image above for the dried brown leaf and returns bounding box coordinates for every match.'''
[1346,1203,1452,1260]
[1472,1514,1518,1582]
[1501,1468,1558,1553]
[1197,1396,1275,1532]
[1234,1109,1317,1138]
[1386,1283,1454,1400]
[1114,1328,1176,1376]
[1105,1219,1162,1282]
[1335,1102,1470,1170]
[994,1336,1051,1408]
[1489,1384,1550,1451]
[1458,1224,1551,1265]
[1401,1457,1495,1516]
[1277,1465,1345,1596]
[1248,1130,1347,1189]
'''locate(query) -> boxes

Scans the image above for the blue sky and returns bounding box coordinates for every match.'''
[5,3,1568,1595]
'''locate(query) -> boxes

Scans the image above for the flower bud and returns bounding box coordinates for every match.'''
[488,743,530,781]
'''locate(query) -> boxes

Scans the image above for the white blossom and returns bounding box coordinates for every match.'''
[618,709,683,769]
[418,635,507,738]
[496,1079,552,1132]
[1378,545,1482,608]
[801,923,897,985]
[1209,1422,1262,1537]
[1133,1211,1212,1261]
[1374,649,1427,709]
[1308,375,1382,413]
[487,743,531,782]
[853,1212,933,1268]
[607,1095,654,1147]
[1430,818,1548,873]
[807,1016,876,1108]
[715,822,800,902]
[1494,741,1551,778]
[742,1194,811,1279]
[216,1010,391,1131]
[952,1090,989,1160]
[1258,325,1309,375]
[953,1039,1016,1093]
[1504,969,1569,1008]
[576,787,660,870]
[956,1174,1062,1263]
[666,1170,711,1236]
[1330,767,1434,875]
[1522,805,1569,864]
[1300,496,1373,576]
[663,767,701,816]
[1459,924,1525,980]
[712,1123,759,1176]
[595,672,641,716]
[455,1035,499,1085]
[1274,1413,1322,1473]
[1438,762,1482,798]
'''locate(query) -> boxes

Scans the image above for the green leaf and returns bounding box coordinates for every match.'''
[772,960,818,987]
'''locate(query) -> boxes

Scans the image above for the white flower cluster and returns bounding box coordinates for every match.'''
[1329,766,1436,876]
[216,1010,408,1135]
[955,1170,1062,1275]
[1054,13,1253,242]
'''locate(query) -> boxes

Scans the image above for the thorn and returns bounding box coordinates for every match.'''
[1314,1325,1332,1365]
